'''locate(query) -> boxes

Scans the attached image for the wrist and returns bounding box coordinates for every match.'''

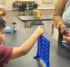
[33,32,40,37]
[59,23,64,28]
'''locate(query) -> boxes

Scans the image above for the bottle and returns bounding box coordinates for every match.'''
[12,22,17,32]
[0,11,3,15]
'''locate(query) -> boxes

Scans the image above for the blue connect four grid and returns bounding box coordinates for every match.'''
[33,35,50,67]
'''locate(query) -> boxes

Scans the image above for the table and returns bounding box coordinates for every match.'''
[4,28,70,67]
[18,15,53,28]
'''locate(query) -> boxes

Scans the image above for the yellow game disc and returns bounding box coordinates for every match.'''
[0,11,2,15]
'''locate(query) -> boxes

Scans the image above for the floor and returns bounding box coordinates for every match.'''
[3,10,58,40]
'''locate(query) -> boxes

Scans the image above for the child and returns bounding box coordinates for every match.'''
[0,19,44,67]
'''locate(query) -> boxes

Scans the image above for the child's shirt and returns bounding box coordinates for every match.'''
[0,44,13,67]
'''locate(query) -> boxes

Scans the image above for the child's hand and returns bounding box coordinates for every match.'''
[34,27,44,36]
[60,24,68,35]
[67,32,70,37]
[0,8,6,16]
[63,35,70,42]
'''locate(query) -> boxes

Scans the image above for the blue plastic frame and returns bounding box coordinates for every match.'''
[33,35,50,67]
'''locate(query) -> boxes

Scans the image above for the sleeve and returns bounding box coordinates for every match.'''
[0,45,13,64]
[53,0,65,30]
[0,3,3,8]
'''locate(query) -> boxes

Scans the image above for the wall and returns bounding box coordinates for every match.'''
[35,0,58,7]
[2,0,16,8]
[1,0,58,8]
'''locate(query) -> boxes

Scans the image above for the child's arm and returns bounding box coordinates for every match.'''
[10,27,44,59]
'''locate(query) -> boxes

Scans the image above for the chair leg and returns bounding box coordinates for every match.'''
[51,24,54,36]
[12,6,13,11]
[42,21,44,30]
[52,24,54,33]
[27,22,28,28]
[41,24,44,30]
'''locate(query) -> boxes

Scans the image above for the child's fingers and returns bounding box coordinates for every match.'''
[69,33,70,37]
[63,35,66,39]
[67,32,70,37]
[35,27,44,36]
[63,35,70,42]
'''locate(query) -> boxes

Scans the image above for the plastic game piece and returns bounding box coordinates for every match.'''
[33,35,50,67]
[67,32,69,35]
[0,11,3,15]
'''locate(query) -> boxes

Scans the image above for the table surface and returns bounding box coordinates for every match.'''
[19,15,53,22]
[4,28,70,67]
